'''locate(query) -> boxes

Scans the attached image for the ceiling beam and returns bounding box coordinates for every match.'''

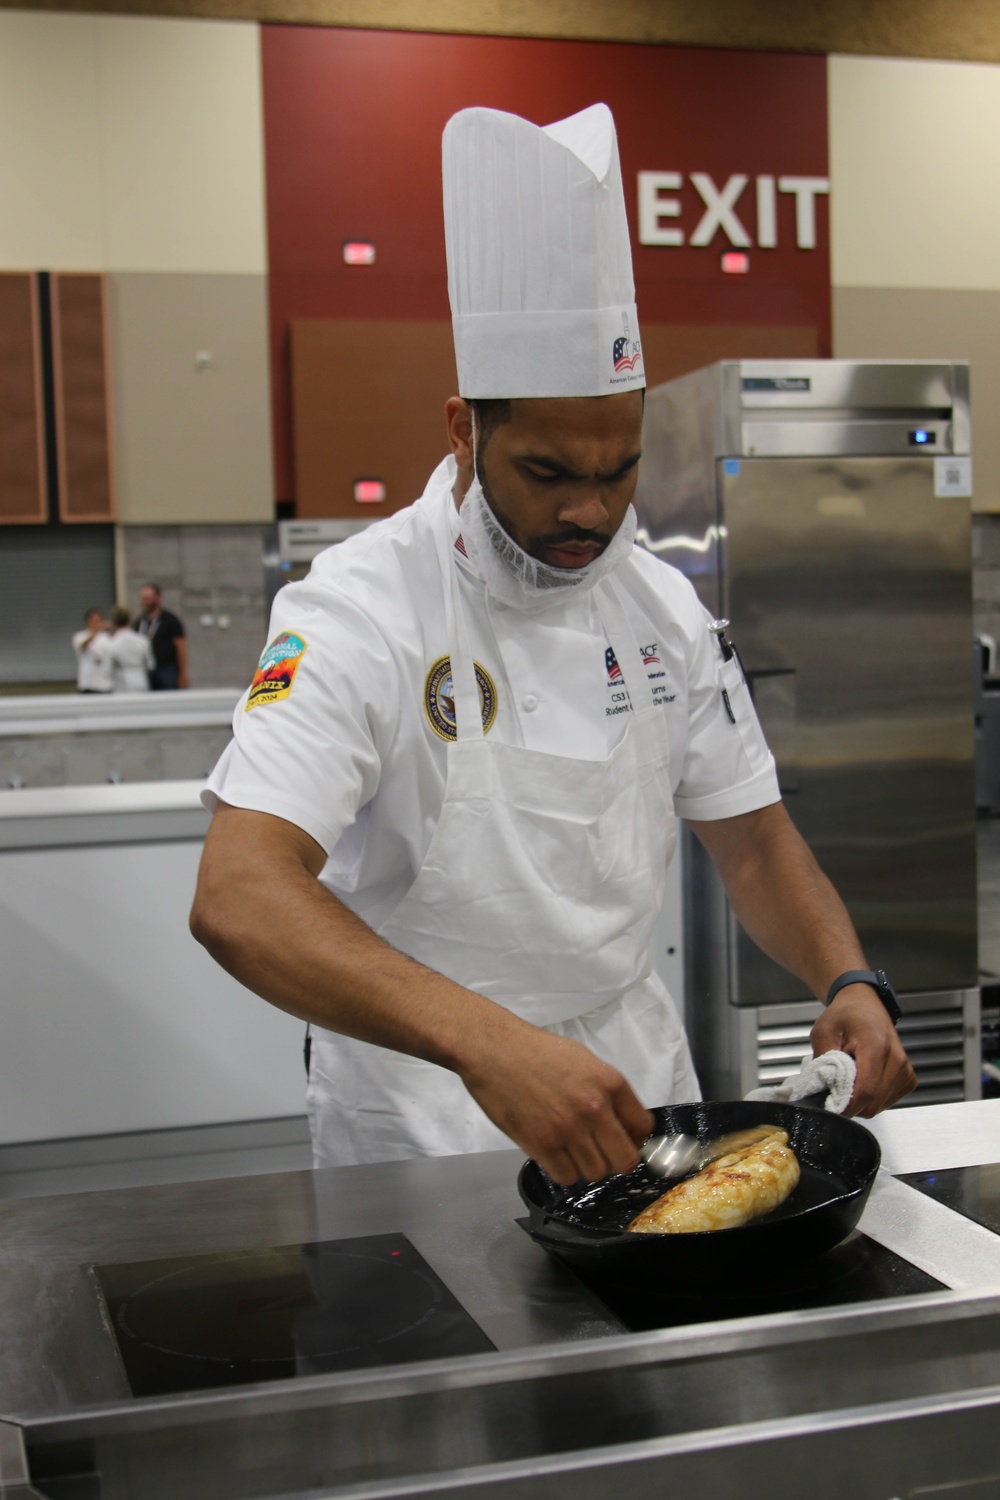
[3,0,1000,65]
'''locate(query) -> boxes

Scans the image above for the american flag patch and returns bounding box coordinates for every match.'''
[606,647,622,682]
[454,534,468,557]
[612,335,641,373]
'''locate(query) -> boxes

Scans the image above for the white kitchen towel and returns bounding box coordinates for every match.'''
[745,1050,856,1114]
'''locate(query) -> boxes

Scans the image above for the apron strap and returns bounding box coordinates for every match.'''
[434,488,486,742]
[595,579,656,714]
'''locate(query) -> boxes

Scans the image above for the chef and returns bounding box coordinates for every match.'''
[192,103,915,1185]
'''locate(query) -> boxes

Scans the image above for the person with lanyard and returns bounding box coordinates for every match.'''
[135,583,188,691]
[192,103,915,1185]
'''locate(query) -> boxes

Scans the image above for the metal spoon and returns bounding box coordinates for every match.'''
[640,1121,789,1180]
[640,1131,706,1180]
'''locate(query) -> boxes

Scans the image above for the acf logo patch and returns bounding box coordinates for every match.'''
[246,631,307,711]
[424,655,498,742]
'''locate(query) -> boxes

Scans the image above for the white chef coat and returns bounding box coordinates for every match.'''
[72,629,113,693]
[107,629,154,692]
[205,457,779,921]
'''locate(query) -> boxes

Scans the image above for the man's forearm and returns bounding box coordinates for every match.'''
[191,805,515,1072]
[690,802,866,1000]
[689,801,917,1114]
[190,802,654,1181]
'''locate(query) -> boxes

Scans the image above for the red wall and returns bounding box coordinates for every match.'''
[262,28,830,502]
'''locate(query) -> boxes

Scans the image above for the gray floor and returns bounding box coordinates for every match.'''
[4,824,1000,1202]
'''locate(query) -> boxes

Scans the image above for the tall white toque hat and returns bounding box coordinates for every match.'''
[442,102,644,400]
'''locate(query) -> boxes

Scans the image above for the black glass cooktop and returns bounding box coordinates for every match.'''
[901,1163,1000,1236]
[93,1233,495,1397]
[570,1231,945,1332]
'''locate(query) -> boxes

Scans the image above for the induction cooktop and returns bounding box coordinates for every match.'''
[93,1233,495,1398]
[901,1163,1000,1236]
[570,1230,946,1332]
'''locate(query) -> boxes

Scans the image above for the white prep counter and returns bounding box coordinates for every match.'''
[0,689,242,789]
[0,781,305,1144]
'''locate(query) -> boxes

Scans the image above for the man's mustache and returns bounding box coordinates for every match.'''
[534,526,611,550]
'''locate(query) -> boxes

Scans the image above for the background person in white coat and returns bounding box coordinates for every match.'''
[107,607,154,692]
[191,103,915,1184]
[72,608,113,694]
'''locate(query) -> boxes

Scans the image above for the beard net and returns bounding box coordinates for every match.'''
[458,417,637,616]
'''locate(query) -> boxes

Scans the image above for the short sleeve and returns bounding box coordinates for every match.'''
[203,578,400,855]
[672,596,781,821]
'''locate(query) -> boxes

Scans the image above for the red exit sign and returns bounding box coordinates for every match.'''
[638,172,829,251]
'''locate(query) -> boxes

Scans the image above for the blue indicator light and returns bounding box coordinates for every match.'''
[914,429,929,444]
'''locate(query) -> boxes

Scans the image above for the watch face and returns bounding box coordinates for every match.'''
[873,971,902,1023]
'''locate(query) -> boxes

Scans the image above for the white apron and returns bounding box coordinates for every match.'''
[308,493,699,1166]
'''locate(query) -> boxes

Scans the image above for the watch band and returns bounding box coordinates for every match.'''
[825,968,902,1026]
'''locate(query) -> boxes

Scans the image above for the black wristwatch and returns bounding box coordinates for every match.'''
[825,968,902,1026]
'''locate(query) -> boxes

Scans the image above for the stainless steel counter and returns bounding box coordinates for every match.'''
[0,1147,623,1418]
[3,1105,1000,1498]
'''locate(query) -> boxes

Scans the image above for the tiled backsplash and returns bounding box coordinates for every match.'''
[121,524,272,691]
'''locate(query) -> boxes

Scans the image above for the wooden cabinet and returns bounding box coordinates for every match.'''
[51,273,116,522]
[0,272,116,526]
[0,273,47,525]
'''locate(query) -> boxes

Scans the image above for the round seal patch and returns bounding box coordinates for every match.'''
[424,656,498,742]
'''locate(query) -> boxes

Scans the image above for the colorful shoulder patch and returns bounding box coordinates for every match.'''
[424,655,498,742]
[246,631,307,711]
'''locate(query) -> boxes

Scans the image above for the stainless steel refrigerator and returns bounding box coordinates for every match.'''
[636,360,980,1104]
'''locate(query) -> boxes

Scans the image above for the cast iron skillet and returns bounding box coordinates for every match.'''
[517,1099,881,1280]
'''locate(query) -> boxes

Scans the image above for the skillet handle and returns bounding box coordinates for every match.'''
[796,1089,830,1111]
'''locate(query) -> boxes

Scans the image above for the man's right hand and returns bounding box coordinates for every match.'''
[457,1026,653,1186]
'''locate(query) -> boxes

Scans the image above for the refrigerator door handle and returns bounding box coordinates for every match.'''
[743,665,799,796]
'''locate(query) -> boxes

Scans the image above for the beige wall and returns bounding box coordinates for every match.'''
[0,10,266,273]
[0,11,272,523]
[108,273,273,523]
[0,12,103,269]
[832,288,1000,512]
[829,55,1000,511]
[829,55,1000,290]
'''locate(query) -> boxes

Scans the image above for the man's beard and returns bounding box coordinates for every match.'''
[479,469,612,572]
[457,462,637,614]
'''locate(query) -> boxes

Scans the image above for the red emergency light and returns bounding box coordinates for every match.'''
[721,251,750,274]
[354,478,386,504]
[343,241,376,265]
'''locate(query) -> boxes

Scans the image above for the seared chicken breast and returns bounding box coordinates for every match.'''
[628,1129,800,1235]
[704,1123,786,1158]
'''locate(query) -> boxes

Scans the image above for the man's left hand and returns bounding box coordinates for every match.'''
[810,984,917,1116]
